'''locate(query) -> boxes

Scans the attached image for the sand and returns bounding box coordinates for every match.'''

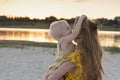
[0,46,120,80]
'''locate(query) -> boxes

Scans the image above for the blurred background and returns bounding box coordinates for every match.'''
[0,0,120,80]
[0,0,120,51]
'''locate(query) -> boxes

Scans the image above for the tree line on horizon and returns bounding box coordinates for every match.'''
[0,15,120,29]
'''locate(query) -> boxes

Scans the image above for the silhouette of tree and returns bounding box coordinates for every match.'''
[95,18,116,26]
[32,18,40,22]
[66,18,75,24]
[0,15,120,29]
[44,16,58,23]
[114,16,120,25]
[13,17,31,22]
[0,16,8,21]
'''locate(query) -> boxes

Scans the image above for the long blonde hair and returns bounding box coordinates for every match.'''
[77,19,104,80]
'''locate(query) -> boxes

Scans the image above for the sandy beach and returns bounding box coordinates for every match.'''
[0,46,120,80]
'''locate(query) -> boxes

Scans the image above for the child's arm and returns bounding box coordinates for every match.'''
[47,62,75,80]
[73,16,80,28]
[63,15,87,43]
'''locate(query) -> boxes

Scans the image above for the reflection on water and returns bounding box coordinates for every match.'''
[0,28,120,47]
[98,31,120,47]
[0,28,56,43]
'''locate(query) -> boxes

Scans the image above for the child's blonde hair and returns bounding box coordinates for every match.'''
[49,20,69,40]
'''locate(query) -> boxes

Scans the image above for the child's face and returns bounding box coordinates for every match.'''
[61,22,72,37]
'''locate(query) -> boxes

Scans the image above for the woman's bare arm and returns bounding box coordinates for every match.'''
[47,62,75,80]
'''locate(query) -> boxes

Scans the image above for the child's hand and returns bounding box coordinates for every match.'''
[73,16,80,28]
[79,15,87,22]
[73,15,87,28]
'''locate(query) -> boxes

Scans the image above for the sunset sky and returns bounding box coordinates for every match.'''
[0,0,120,19]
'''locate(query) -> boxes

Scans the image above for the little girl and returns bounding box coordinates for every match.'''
[43,15,87,80]
[46,16,104,80]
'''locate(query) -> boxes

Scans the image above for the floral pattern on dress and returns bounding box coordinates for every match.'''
[65,50,83,80]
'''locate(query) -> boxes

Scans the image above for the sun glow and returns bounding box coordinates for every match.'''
[0,0,120,19]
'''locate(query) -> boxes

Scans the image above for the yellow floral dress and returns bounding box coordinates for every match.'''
[64,50,83,80]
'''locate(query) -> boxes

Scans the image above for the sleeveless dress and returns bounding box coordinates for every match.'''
[47,38,75,74]
[64,50,83,80]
